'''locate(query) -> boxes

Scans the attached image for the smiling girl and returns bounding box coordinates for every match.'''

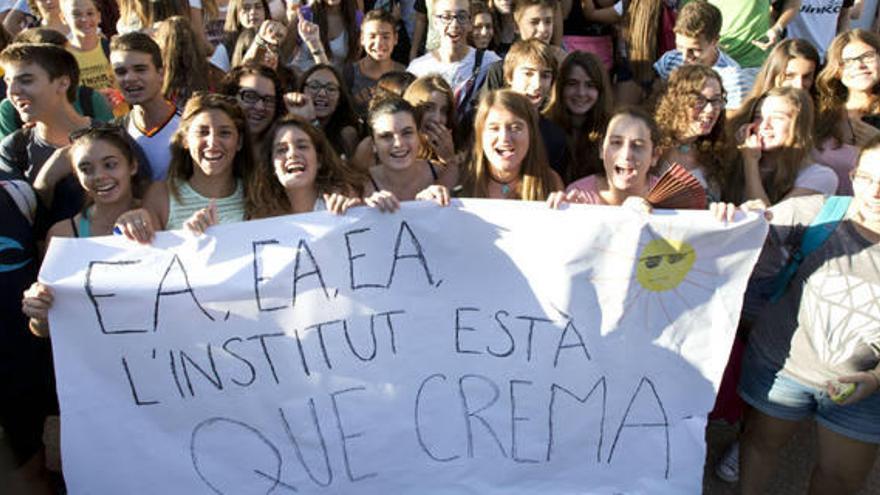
[544,51,611,184]
[551,107,660,206]
[725,87,838,206]
[654,65,728,202]
[460,89,562,200]
[115,92,256,240]
[362,96,455,210]
[248,115,367,217]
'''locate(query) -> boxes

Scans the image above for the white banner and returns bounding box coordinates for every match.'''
[40,199,767,494]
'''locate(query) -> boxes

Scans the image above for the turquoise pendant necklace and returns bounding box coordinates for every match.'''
[489,173,517,197]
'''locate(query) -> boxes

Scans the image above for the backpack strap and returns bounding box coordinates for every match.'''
[100,37,111,59]
[769,195,852,302]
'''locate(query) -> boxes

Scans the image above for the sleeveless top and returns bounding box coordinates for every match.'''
[369,161,439,192]
[69,208,92,238]
[166,180,245,230]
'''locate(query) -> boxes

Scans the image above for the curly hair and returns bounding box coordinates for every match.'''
[654,64,728,188]
[544,51,612,183]
[816,29,880,145]
[247,116,367,219]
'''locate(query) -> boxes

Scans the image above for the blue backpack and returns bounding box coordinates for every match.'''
[742,195,852,322]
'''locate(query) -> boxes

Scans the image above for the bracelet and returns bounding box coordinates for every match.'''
[28,317,48,333]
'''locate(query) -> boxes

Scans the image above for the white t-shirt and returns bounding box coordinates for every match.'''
[126,110,181,181]
[786,0,854,62]
[794,163,839,195]
[407,47,500,96]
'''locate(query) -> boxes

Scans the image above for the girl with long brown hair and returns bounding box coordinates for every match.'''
[461,89,562,200]
[155,16,215,111]
[247,115,367,218]
[115,93,257,241]
[544,51,612,184]
[725,87,837,206]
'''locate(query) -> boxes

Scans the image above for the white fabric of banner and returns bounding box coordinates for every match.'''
[39,199,768,494]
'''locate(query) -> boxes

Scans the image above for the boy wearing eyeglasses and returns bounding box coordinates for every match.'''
[653,0,751,110]
[406,0,500,115]
[110,32,180,180]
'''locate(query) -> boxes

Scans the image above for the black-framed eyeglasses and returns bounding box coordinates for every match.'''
[852,171,880,187]
[842,50,878,69]
[434,11,470,25]
[303,81,340,95]
[238,89,276,107]
[641,252,691,269]
[691,93,726,110]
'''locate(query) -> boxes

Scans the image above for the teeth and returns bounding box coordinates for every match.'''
[285,163,306,173]
[96,183,115,192]
[203,151,223,160]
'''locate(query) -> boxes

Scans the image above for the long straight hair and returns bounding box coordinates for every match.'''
[312,0,361,64]
[722,87,815,204]
[462,90,558,201]
[544,51,612,183]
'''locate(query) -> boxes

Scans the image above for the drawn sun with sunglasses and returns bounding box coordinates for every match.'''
[636,239,696,292]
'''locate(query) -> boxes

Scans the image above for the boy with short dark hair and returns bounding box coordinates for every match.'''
[653,0,750,108]
[110,32,179,180]
[0,42,92,223]
[0,27,114,138]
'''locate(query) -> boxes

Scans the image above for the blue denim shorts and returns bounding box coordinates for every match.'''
[738,346,880,444]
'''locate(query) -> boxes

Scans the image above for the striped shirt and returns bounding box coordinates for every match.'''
[653,48,754,110]
[166,180,246,231]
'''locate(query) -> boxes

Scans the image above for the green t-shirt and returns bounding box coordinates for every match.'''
[700,0,771,68]
[0,86,114,138]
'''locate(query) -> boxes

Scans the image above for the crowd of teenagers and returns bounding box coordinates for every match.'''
[2,0,880,492]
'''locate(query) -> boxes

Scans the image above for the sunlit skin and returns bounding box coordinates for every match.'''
[482,105,529,183]
[361,19,396,62]
[685,78,724,140]
[184,109,243,185]
[434,0,471,53]
[508,62,554,109]
[840,40,880,93]
[62,0,101,39]
[303,68,341,120]
[852,148,880,228]
[237,74,277,136]
[778,57,816,91]
[4,62,68,123]
[675,33,719,67]
[111,51,164,106]
[515,5,553,44]
[754,96,794,151]
[471,12,494,49]
[273,125,319,193]
[601,114,660,199]
[72,140,137,207]
[238,0,266,30]
[372,111,419,172]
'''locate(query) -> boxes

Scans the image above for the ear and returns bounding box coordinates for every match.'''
[129,159,139,177]
[237,134,244,152]
[56,74,71,96]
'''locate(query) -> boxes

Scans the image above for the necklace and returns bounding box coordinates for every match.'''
[488,172,517,196]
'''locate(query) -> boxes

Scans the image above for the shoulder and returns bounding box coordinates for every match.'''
[566,174,599,193]
[794,163,839,195]
[46,217,75,240]
[769,194,827,228]
[715,49,741,69]
[407,53,434,73]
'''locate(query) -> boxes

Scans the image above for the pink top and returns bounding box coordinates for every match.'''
[566,174,660,205]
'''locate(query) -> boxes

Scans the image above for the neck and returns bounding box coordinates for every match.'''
[36,104,91,147]
[569,113,586,129]
[327,3,342,14]
[436,42,468,62]
[378,161,425,198]
[134,98,174,129]
[488,164,519,184]
[847,90,873,112]
[285,185,319,214]
[189,171,236,199]
[602,177,649,206]
[71,33,99,50]
[90,198,137,233]
[361,56,394,72]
